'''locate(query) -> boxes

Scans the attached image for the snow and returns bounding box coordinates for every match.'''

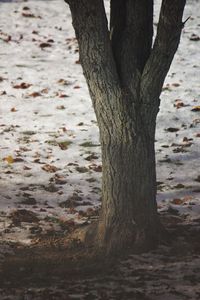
[0,0,199,262]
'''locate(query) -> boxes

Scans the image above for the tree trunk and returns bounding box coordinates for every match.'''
[65,0,186,255]
[92,92,160,254]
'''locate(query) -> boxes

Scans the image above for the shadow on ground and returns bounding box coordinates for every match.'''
[0,213,200,300]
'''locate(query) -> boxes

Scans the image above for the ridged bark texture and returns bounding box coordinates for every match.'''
[65,0,186,254]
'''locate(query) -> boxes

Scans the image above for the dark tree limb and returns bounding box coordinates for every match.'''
[65,0,121,115]
[110,0,153,94]
[141,0,186,104]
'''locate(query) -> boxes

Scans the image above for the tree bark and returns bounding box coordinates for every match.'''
[97,104,159,253]
[65,0,186,255]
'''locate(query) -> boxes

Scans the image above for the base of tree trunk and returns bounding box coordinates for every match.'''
[81,215,168,257]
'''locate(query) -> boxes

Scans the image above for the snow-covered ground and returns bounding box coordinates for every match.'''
[0,0,199,298]
[0,0,199,262]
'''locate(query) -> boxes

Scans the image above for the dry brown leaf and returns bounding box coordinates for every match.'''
[47,39,54,43]
[10,107,17,112]
[22,6,30,11]
[166,127,180,132]
[13,157,24,163]
[174,99,185,109]
[59,94,69,98]
[57,79,71,85]
[171,83,180,87]
[191,106,200,112]
[22,12,42,19]
[42,164,59,173]
[189,34,200,41]
[39,42,52,49]
[28,92,41,97]
[13,82,32,89]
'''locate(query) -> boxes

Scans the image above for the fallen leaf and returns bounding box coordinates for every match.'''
[10,107,17,112]
[28,92,41,97]
[174,99,185,109]
[76,166,89,173]
[0,33,11,42]
[22,6,30,11]
[165,127,180,132]
[13,82,32,89]
[171,83,180,87]
[42,164,59,173]
[3,155,14,164]
[191,106,200,112]
[189,34,200,41]
[47,39,54,43]
[56,105,66,110]
[22,12,36,18]
[13,157,24,163]
[183,137,193,142]
[59,94,69,98]
[51,174,67,185]
[0,76,7,82]
[57,79,71,85]
[39,42,52,49]
[58,140,72,150]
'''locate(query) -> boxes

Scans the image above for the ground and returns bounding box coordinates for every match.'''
[0,0,200,299]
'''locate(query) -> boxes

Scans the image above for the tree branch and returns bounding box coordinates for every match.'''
[65,0,120,110]
[110,0,153,94]
[141,0,186,104]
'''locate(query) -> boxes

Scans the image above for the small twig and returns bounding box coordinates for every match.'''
[182,16,191,27]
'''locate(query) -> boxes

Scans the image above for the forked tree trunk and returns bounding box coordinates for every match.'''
[65,0,186,254]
